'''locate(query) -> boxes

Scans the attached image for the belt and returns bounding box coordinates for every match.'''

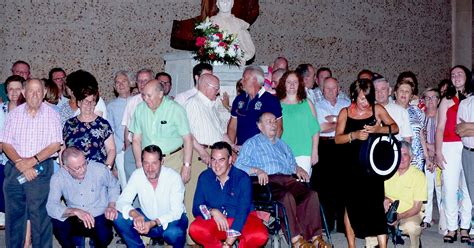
[320,136,335,141]
[464,146,474,152]
[164,145,184,157]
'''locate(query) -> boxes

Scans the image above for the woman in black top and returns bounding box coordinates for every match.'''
[335,79,398,248]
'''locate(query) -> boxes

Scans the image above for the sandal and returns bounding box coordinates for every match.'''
[312,235,332,248]
[443,230,457,243]
[460,229,471,243]
[420,222,431,229]
[292,236,315,248]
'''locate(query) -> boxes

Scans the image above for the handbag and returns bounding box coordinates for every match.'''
[359,124,401,179]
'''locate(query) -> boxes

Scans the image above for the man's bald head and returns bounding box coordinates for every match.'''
[23,78,45,110]
[198,74,220,101]
[142,79,164,111]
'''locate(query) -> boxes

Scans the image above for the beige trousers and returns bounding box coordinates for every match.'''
[398,213,423,248]
[163,149,208,245]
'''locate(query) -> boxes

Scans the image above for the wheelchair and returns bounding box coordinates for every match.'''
[251,175,333,248]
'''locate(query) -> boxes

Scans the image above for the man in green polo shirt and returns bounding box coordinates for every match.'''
[129,78,195,245]
[129,79,193,182]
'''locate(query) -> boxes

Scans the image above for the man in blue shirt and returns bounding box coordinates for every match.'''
[228,65,282,146]
[235,112,330,248]
[190,141,268,247]
[46,147,120,248]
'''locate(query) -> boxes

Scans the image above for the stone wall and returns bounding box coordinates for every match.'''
[0,0,452,100]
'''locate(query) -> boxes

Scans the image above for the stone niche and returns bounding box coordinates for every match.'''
[0,0,452,101]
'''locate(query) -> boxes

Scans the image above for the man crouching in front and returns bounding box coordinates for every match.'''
[114,145,188,248]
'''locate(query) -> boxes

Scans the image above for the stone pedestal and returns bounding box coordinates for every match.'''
[164,51,269,128]
[163,51,248,99]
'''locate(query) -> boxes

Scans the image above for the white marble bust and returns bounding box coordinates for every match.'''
[210,0,256,62]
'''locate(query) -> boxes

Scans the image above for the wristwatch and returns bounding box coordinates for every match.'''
[184,162,191,168]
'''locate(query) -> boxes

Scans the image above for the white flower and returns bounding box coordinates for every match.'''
[210,41,219,48]
[196,18,212,30]
[227,47,236,57]
[215,46,226,58]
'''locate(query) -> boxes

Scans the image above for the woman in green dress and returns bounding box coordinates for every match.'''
[276,71,320,175]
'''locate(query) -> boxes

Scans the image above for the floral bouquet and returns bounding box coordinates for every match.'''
[193,17,244,66]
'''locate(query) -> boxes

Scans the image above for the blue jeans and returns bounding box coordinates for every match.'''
[114,209,188,248]
[3,159,53,247]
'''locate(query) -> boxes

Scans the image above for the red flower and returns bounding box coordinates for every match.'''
[218,41,226,47]
[209,53,216,60]
[216,33,223,40]
[196,37,206,47]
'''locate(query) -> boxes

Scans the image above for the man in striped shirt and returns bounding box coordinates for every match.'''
[1,78,62,247]
[234,112,330,247]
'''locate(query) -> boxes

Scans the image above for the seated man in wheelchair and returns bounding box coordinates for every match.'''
[234,112,331,248]
[383,141,427,248]
[190,141,268,247]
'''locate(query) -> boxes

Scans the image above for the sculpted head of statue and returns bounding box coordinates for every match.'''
[216,0,234,14]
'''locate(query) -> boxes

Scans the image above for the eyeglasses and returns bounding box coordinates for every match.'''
[80,99,96,106]
[423,96,439,101]
[66,161,87,173]
[206,82,220,90]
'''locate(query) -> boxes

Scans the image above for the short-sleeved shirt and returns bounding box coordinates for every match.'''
[175,87,198,106]
[230,87,282,145]
[184,91,225,145]
[107,97,128,152]
[315,97,351,137]
[281,99,320,156]
[63,116,113,164]
[384,166,427,213]
[129,97,190,154]
[121,94,143,128]
[234,133,296,175]
[1,103,62,157]
[457,95,474,148]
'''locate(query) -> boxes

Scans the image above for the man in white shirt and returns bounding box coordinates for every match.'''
[185,74,231,164]
[175,63,213,105]
[457,94,474,207]
[114,145,187,248]
[312,77,350,232]
[183,74,233,245]
[374,76,412,142]
[121,69,154,181]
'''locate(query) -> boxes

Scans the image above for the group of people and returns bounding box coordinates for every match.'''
[0,57,472,248]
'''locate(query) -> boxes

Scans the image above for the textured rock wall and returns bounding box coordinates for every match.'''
[0,0,452,100]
